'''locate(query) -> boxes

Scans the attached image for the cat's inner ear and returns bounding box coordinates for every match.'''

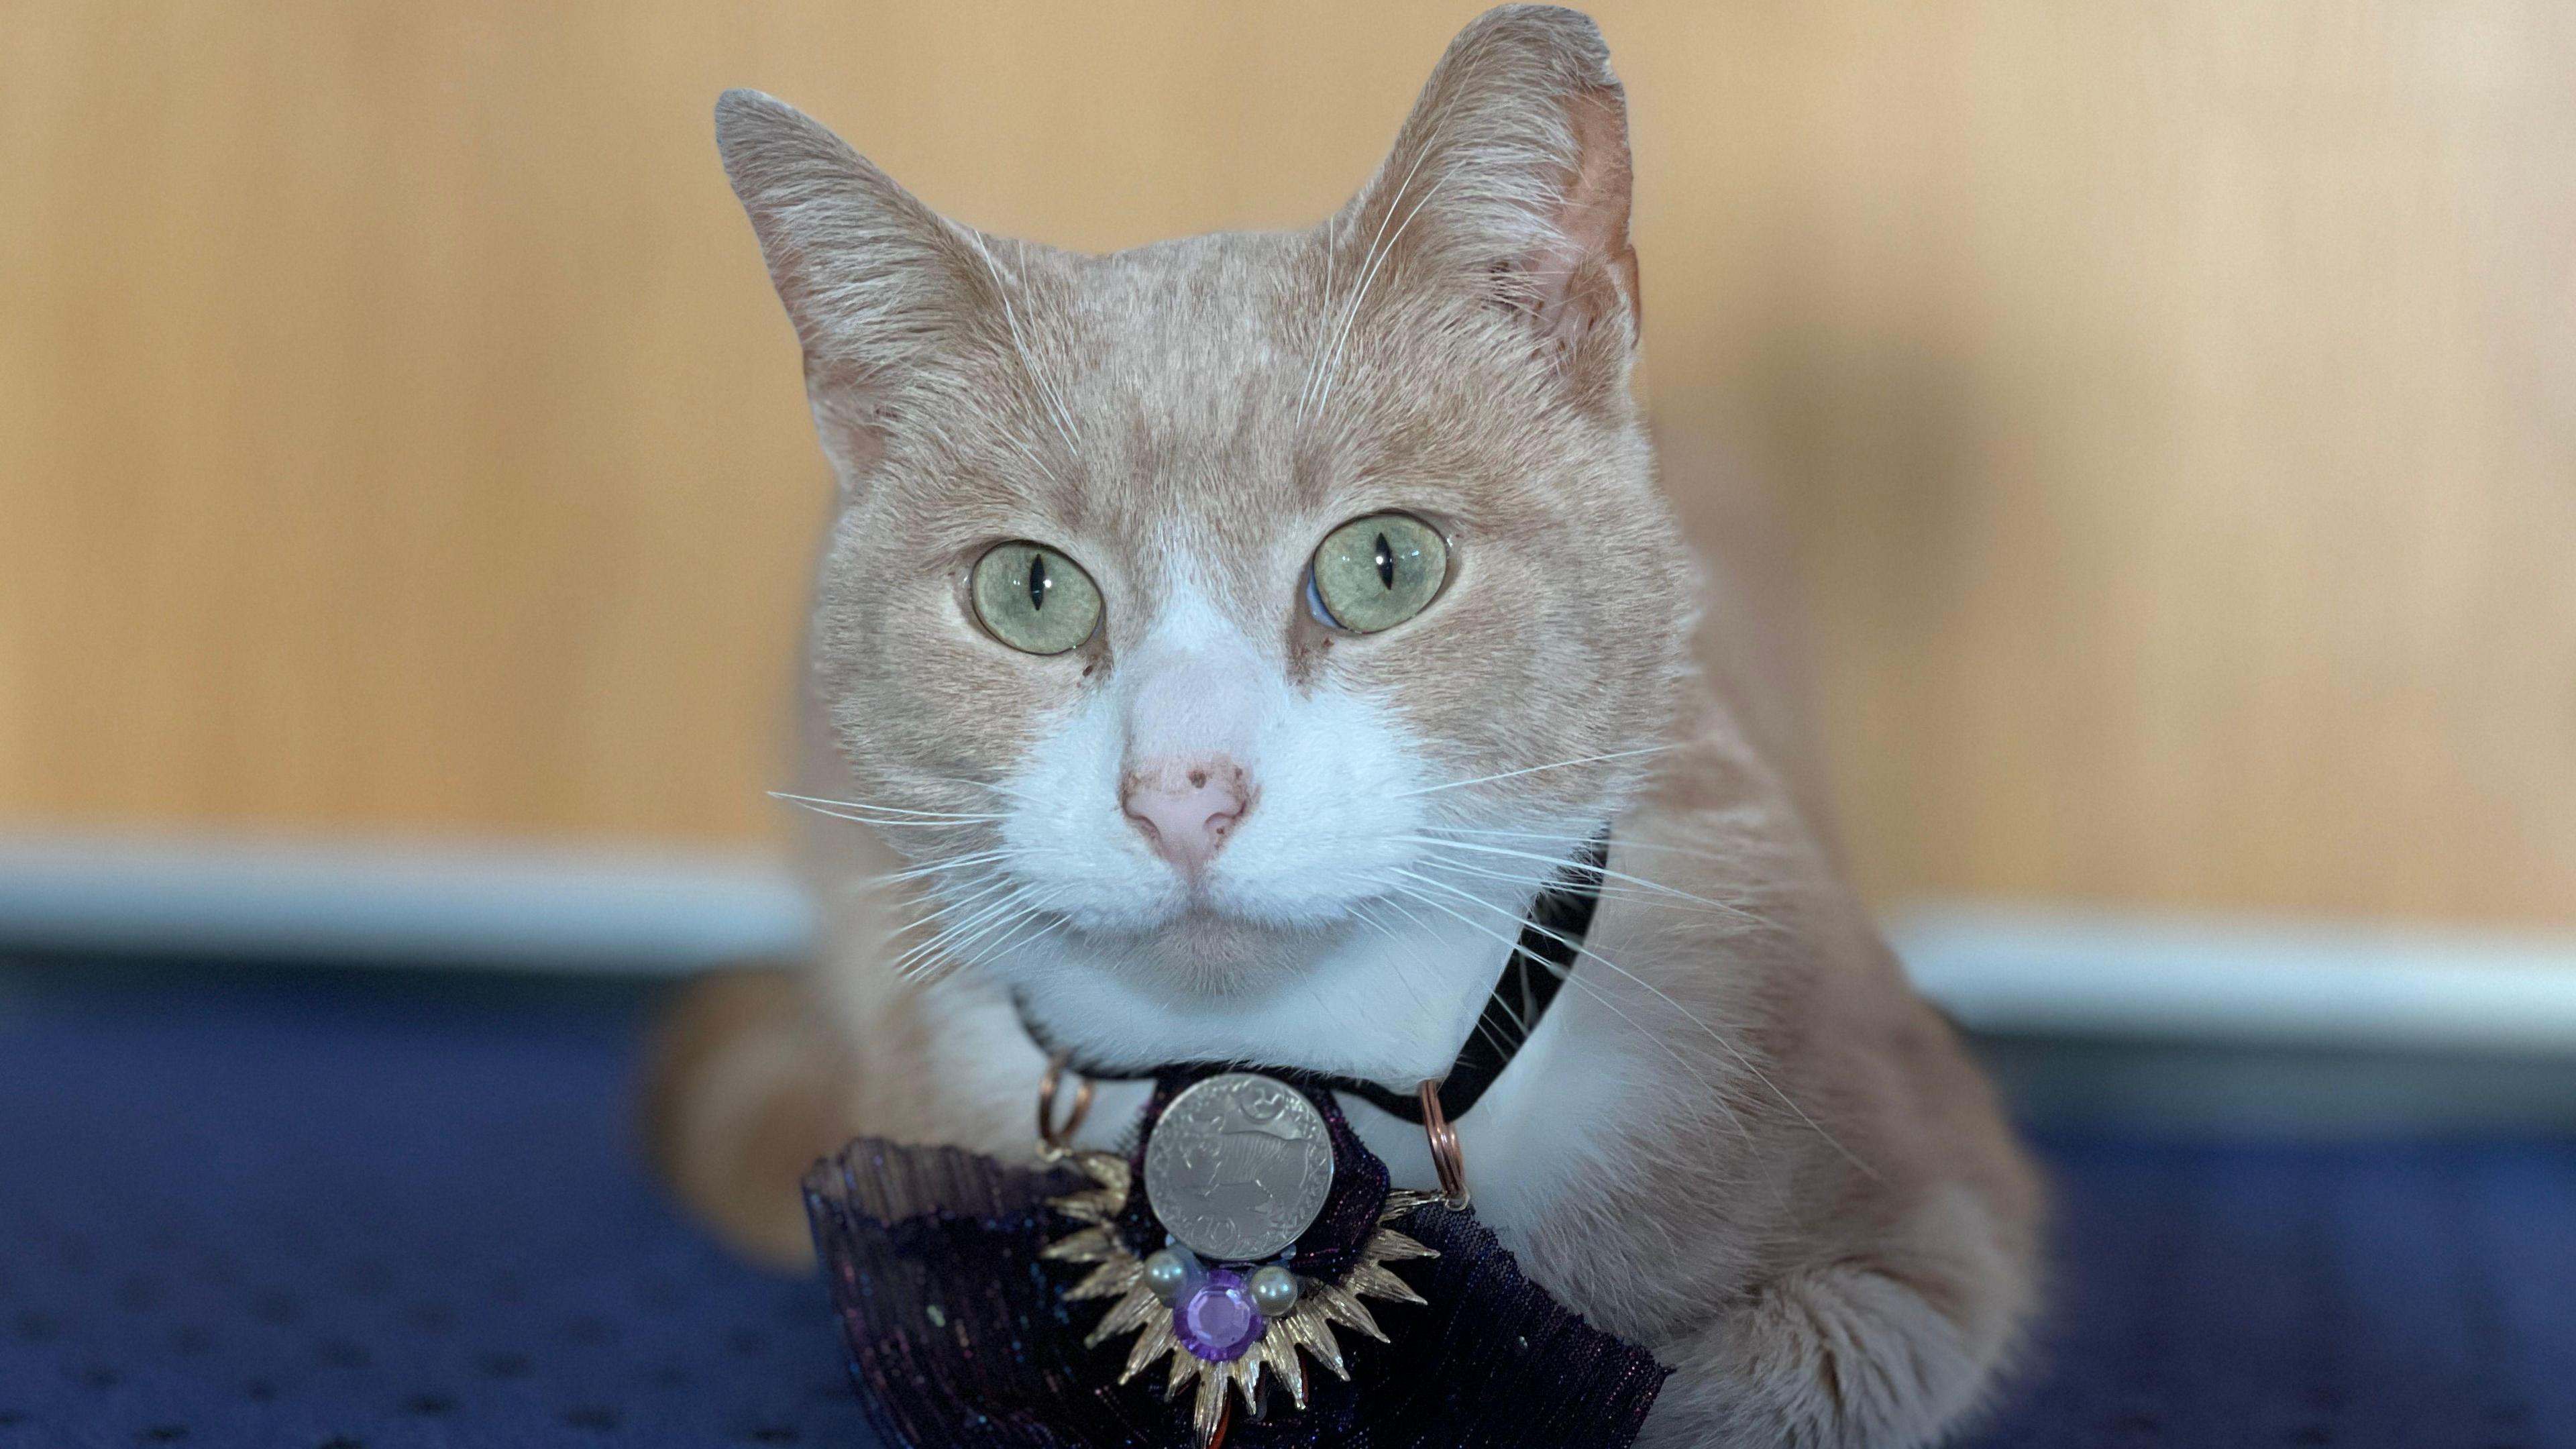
[1337,8,1641,390]
[714,89,989,480]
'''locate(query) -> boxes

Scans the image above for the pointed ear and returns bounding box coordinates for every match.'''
[1341,6,1640,394]
[714,89,986,480]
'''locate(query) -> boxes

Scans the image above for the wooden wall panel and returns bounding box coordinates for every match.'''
[1,3,2569,925]
[1665,5,2576,924]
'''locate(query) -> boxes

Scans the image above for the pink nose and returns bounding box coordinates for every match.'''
[1122,755,1252,878]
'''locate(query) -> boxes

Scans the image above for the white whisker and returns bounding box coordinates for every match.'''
[925,775,1042,804]
[947,886,1072,978]
[1305,212,1336,411]
[778,800,1006,831]
[1380,879,1759,1152]
[889,882,1044,981]
[1347,898,1443,1032]
[889,872,1020,939]
[769,791,1006,822]
[1398,744,1677,799]
[960,231,1083,458]
[1302,142,1436,419]
[1389,867,1873,1179]
[859,850,1018,889]
[1424,824,1759,868]
[1373,883,1530,1060]
[1405,851,1724,914]
[1399,835,1763,925]
[1307,172,1452,424]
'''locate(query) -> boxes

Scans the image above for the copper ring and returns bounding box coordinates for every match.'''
[1417,1078,1469,1210]
[1036,1052,1093,1159]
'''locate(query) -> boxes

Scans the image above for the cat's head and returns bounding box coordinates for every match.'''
[722,7,1695,1081]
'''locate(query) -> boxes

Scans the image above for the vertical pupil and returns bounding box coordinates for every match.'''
[1373,533,1395,589]
[1027,553,1050,612]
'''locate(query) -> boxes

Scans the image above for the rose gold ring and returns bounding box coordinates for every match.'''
[1037,1052,1092,1159]
[1417,1078,1469,1210]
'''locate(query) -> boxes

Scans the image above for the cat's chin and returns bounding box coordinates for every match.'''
[1072,907,1352,998]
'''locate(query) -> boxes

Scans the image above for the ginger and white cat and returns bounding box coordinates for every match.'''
[653,8,2042,1445]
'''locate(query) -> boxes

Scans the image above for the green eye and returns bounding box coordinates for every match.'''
[1309,513,1448,633]
[970,541,1101,655]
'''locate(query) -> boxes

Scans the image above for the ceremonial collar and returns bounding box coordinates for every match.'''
[1018,833,1609,1127]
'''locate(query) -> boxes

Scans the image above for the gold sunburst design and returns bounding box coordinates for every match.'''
[1040,1150,1441,1446]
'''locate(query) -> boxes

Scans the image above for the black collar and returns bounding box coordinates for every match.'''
[1018,835,1609,1126]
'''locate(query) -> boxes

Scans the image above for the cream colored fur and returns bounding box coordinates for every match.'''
[651,9,2043,1445]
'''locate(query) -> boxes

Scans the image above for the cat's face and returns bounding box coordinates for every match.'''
[726,9,1692,1079]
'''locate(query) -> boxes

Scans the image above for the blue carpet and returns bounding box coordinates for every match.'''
[0,967,2569,1448]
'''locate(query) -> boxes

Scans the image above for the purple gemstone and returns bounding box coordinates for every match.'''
[1174,1269,1265,1362]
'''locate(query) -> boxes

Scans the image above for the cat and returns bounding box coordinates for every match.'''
[650,7,2044,1446]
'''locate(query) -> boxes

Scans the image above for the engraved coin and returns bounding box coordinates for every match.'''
[1142,1072,1337,1263]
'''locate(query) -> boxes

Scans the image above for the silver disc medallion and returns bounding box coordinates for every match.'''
[1142,1072,1336,1263]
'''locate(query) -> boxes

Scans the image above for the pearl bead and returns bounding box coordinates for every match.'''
[1248,1264,1301,1316]
[1141,1248,1202,1303]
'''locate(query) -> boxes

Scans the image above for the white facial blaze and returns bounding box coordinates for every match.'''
[1118,592,1262,767]
[981,580,1518,1080]
[999,584,1432,932]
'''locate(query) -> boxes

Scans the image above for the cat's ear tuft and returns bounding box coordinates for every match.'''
[1342,6,1640,396]
[714,89,983,480]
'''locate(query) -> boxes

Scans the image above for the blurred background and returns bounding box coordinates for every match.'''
[3,6,2573,1446]
[8,0,2573,904]
[5,2,2571,1044]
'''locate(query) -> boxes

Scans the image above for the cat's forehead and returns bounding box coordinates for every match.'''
[984,233,1362,588]
[1049,231,1322,499]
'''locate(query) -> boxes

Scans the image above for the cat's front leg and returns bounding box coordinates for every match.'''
[1635,1191,2036,1449]
[646,967,863,1268]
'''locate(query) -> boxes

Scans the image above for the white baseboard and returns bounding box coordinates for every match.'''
[0,832,812,973]
[1890,900,2576,1055]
